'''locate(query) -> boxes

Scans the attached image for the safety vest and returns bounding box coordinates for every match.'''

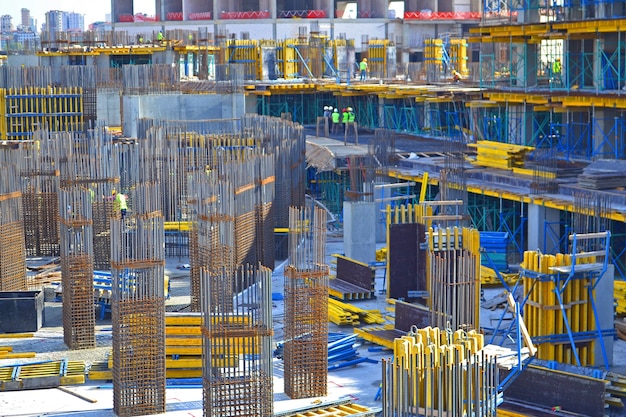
[115,193,128,210]
[360,61,367,71]
[332,112,340,123]
[342,111,349,123]
[348,112,355,122]
[553,60,561,74]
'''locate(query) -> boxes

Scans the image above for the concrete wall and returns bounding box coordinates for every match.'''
[343,201,377,264]
[97,91,122,126]
[121,92,244,137]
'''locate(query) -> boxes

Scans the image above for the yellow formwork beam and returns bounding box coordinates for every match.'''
[354,325,396,349]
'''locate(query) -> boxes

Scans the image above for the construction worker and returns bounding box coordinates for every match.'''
[552,58,562,86]
[359,58,368,81]
[452,69,462,83]
[317,106,331,137]
[111,190,128,220]
[341,108,350,136]
[331,108,340,134]
[344,107,358,145]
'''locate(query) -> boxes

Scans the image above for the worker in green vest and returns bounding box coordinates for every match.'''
[552,58,562,86]
[111,190,128,220]
[359,58,368,81]
[331,108,340,134]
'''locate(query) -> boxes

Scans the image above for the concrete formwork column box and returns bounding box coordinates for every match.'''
[0,291,45,333]
[343,201,376,264]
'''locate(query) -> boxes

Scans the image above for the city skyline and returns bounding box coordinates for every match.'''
[1,0,155,29]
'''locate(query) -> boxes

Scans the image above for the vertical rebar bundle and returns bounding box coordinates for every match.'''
[572,192,610,236]
[0,162,27,291]
[381,327,498,417]
[59,187,95,349]
[428,227,481,331]
[201,264,274,417]
[255,154,275,269]
[15,134,60,257]
[111,174,165,416]
[49,129,119,270]
[283,206,329,399]
[191,175,235,312]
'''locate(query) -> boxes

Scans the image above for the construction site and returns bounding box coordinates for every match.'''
[1,0,626,416]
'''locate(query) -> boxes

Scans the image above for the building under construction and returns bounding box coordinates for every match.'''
[1,0,626,415]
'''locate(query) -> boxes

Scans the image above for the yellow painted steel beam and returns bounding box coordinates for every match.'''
[164,221,191,231]
[0,352,36,359]
[166,337,202,346]
[0,333,33,339]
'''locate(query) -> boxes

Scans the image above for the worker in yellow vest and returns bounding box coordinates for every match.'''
[111,190,128,220]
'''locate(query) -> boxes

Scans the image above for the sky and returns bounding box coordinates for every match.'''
[2,0,155,28]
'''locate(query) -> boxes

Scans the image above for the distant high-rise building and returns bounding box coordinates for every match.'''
[45,10,85,34]
[66,12,84,32]
[1,15,13,33]
[45,11,64,34]
[21,8,31,29]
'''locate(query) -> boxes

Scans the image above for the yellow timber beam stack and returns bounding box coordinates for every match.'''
[469,140,534,170]
[89,313,255,380]
[328,297,386,326]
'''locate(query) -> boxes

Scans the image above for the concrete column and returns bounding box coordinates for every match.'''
[527,203,560,253]
[343,201,377,264]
